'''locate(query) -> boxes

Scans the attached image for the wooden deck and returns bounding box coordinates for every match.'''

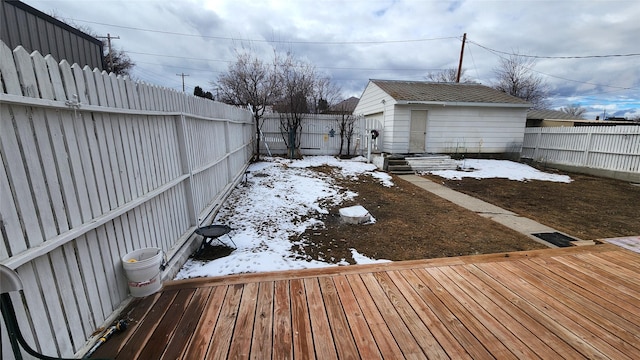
[91,244,640,359]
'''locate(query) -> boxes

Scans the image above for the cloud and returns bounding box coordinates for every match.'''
[21,0,640,113]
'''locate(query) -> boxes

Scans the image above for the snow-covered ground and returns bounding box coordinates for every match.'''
[428,159,572,183]
[174,156,571,279]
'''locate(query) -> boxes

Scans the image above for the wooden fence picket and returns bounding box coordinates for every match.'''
[45,55,66,101]
[0,42,21,95]
[522,126,640,181]
[1,40,253,359]
[0,153,23,257]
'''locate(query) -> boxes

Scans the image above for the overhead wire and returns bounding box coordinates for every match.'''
[465,40,480,82]
[65,14,639,100]
[467,40,640,59]
[63,17,458,45]
[467,38,640,94]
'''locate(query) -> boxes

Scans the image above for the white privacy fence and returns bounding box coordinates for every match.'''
[521,126,640,181]
[260,113,370,156]
[0,41,253,358]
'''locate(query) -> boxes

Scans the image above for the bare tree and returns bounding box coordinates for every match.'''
[560,104,587,118]
[274,53,322,158]
[215,51,281,160]
[104,48,135,76]
[335,111,358,157]
[48,12,135,76]
[425,68,471,83]
[311,76,341,113]
[492,52,550,109]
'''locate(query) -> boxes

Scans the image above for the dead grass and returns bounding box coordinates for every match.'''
[295,166,639,264]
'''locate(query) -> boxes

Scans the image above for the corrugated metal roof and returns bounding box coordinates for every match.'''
[371,80,530,105]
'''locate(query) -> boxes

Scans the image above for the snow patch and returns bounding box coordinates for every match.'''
[428,159,572,183]
[175,157,570,279]
[350,249,391,264]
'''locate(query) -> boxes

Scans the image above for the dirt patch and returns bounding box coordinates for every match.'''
[425,170,640,240]
[192,244,234,261]
[294,167,547,264]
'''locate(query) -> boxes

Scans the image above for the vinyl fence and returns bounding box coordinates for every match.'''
[0,41,253,359]
[521,126,640,181]
[260,113,371,156]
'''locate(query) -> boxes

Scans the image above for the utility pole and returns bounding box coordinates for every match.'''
[176,73,189,92]
[97,33,120,73]
[456,33,467,83]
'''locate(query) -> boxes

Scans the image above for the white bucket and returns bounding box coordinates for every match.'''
[122,247,164,297]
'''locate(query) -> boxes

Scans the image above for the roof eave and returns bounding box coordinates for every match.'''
[397,100,531,108]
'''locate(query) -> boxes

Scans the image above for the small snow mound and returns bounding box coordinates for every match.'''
[350,249,391,264]
[339,205,371,224]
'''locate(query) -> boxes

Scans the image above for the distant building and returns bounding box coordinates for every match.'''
[527,109,636,127]
[354,79,530,156]
[1,0,103,69]
[324,96,359,114]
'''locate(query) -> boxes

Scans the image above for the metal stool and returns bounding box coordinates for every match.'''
[195,225,236,255]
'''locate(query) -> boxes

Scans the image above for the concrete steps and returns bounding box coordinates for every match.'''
[385,155,458,174]
[387,158,414,174]
[405,155,458,172]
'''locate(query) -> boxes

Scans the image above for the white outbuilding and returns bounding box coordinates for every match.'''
[354,80,531,157]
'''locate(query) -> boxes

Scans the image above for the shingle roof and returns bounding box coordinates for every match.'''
[527,109,584,120]
[371,80,530,106]
[329,96,359,113]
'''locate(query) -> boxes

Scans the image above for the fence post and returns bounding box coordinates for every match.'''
[583,131,593,167]
[225,119,232,182]
[175,113,196,226]
[533,128,542,161]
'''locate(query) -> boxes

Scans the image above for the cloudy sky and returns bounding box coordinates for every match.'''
[25,0,640,119]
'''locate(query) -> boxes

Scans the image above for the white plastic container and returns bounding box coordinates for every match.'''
[122,247,164,297]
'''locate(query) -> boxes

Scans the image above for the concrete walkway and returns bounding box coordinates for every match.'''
[398,174,590,248]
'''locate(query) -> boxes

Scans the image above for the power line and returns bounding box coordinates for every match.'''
[468,40,640,59]
[130,51,444,72]
[531,68,639,91]
[468,40,640,92]
[62,17,457,45]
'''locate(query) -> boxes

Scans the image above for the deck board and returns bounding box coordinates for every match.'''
[90,244,640,359]
[209,284,243,360]
[482,261,631,359]
[290,279,315,360]
[304,277,338,359]
[333,275,383,360]
[162,287,211,359]
[360,272,425,359]
[344,274,405,359]
[319,277,360,359]
[229,282,259,359]
[397,269,489,359]
[249,281,274,360]
[181,286,227,360]
[272,280,293,360]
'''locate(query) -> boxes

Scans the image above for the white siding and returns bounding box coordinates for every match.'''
[353,82,388,116]
[353,82,395,153]
[354,81,527,155]
[388,105,413,153]
[425,106,527,154]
